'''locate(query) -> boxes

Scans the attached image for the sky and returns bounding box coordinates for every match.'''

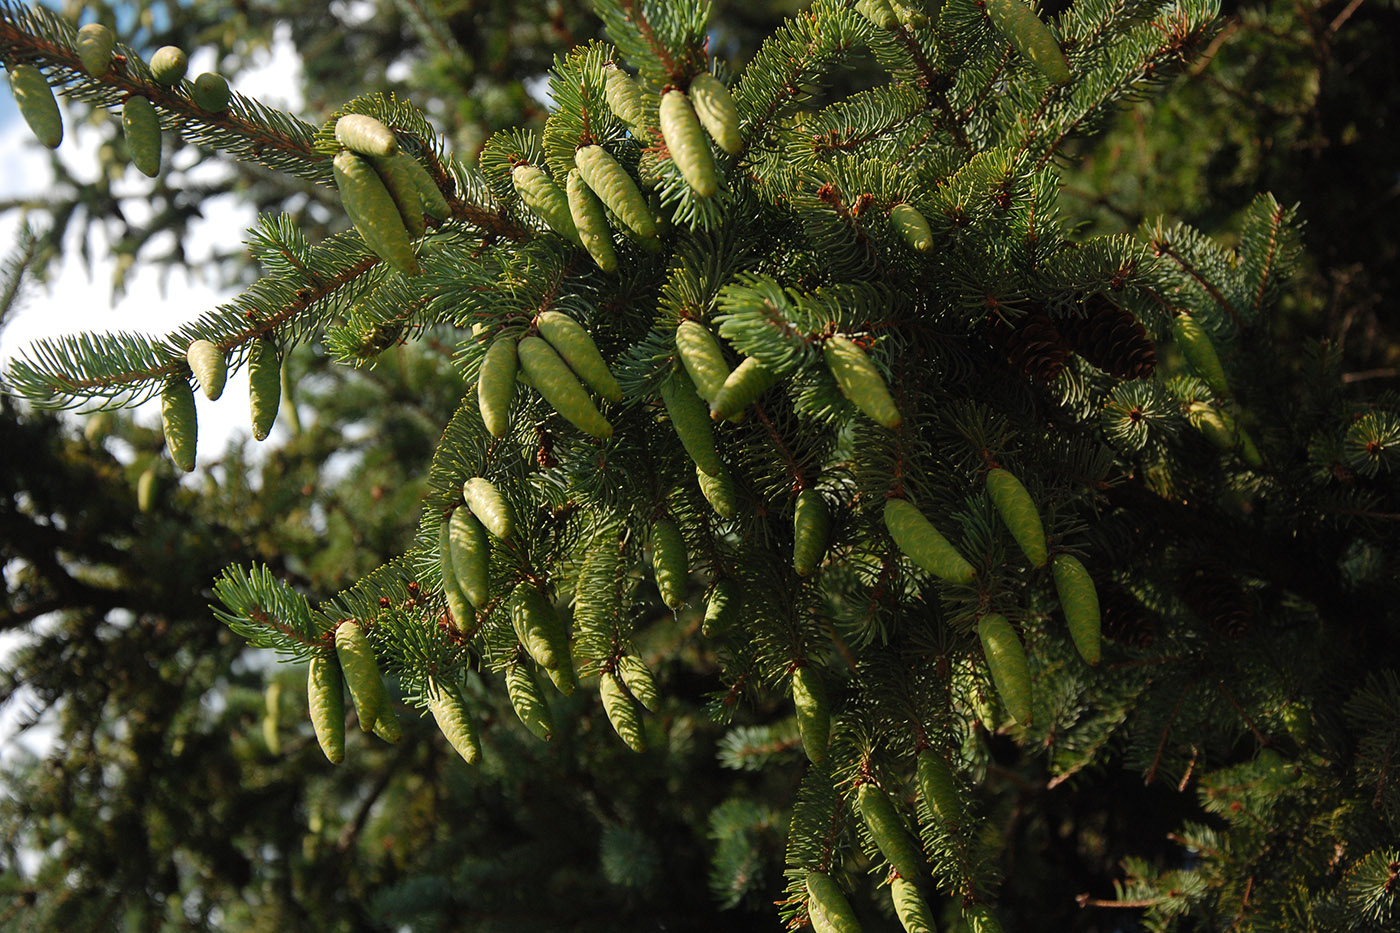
[0,26,307,765]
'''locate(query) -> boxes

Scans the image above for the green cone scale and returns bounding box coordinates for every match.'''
[186,339,226,400]
[478,335,518,438]
[248,336,281,441]
[986,468,1047,567]
[123,95,161,177]
[574,145,656,240]
[660,368,723,476]
[335,113,398,157]
[675,320,731,403]
[824,336,901,430]
[463,477,516,540]
[75,23,115,78]
[884,498,976,584]
[160,377,197,472]
[517,336,613,438]
[978,613,1033,725]
[792,664,830,764]
[536,310,622,401]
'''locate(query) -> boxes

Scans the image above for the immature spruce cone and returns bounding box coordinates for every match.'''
[1059,294,1157,379]
[1099,583,1160,649]
[989,309,1074,381]
[1178,561,1252,639]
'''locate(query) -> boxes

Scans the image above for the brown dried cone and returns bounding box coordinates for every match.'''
[1058,294,1157,379]
[1098,583,1160,649]
[988,308,1073,381]
[1178,560,1252,639]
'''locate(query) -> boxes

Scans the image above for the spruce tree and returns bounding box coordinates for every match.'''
[3,0,1398,930]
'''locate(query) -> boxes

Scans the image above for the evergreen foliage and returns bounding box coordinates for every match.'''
[2,0,1398,929]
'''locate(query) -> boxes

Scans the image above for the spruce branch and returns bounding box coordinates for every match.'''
[0,1,325,181]
[3,232,382,408]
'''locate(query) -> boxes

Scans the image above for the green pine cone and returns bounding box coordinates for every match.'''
[978,613,1033,725]
[883,498,977,584]
[505,663,555,741]
[332,150,419,274]
[160,378,197,472]
[517,336,614,438]
[512,164,581,244]
[702,579,740,637]
[75,23,115,78]
[136,464,159,513]
[149,46,188,86]
[191,73,231,112]
[604,64,647,131]
[122,95,161,177]
[427,677,481,765]
[566,168,619,273]
[575,144,657,240]
[696,464,738,519]
[463,477,516,540]
[367,151,431,238]
[1051,553,1101,665]
[10,64,61,149]
[536,310,622,401]
[983,0,1071,85]
[248,336,281,441]
[857,784,924,883]
[709,357,776,421]
[689,73,743,155]
[371,704,402,744]
[806,871,863,933]
[823,336,902,430]
[890,202,933,253]
[916,748,965,833]
[448,508,492,609]
[438,518,476,634]
[334,113,398,157]
[792,664,830,764]
[793,489,831,576]
[307,653,345,765]
[600,672,646,752]
[986,468,1048,567]
[856,0,900,29]
[650,518,688,610]
[675,320,731,404]
[1173,313,1230,397]
[660,368,723,476]
[186,339,227,400]
[511,585,571,680]
[382,148,451,219]
[334,620,389,732]
[478,335,518,438]
[616,655,660,712]
[659,90,718,197]
[890,876,937,933]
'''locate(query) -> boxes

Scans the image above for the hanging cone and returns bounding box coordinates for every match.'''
[1058,294,1156,379]
[989,308,1073,381]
